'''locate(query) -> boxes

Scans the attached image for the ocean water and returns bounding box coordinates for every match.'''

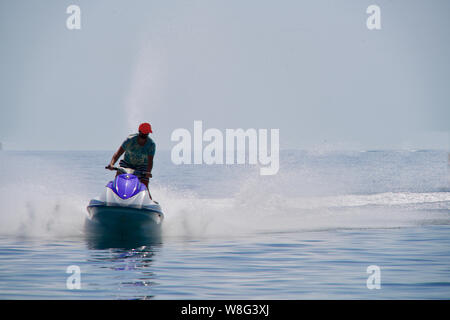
[0,149,449,299]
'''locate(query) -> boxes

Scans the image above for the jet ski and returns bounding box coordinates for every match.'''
[86,167,163,234]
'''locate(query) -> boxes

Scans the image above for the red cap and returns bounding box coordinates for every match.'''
[138,123,152,134]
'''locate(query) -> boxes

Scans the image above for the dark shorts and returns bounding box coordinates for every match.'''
[119,160,149,183]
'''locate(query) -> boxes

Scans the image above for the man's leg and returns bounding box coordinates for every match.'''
[140,178,152,200]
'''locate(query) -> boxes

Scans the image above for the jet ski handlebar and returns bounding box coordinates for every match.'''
[106,166,126,173]
[105,166,151,177]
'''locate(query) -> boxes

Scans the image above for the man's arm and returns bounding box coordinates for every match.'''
[146,155,154,178]
[106,146,125,169]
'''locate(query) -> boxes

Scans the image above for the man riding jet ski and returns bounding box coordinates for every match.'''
[106,122,155,199]
[86,123,163,231]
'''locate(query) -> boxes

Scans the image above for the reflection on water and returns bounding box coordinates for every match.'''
[84,225,163,299]
[84,231,162,250]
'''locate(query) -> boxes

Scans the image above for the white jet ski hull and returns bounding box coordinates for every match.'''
[86,170,164,235]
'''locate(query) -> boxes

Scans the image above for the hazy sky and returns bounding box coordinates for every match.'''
[0,0,449,151]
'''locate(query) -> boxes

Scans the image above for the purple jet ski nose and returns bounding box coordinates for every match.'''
[107,173,143,199]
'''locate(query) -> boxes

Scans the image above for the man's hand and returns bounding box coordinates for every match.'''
[145,172,152,179]
[106,164,114,170]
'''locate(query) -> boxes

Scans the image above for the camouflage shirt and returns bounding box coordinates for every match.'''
[121,133,156,166]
